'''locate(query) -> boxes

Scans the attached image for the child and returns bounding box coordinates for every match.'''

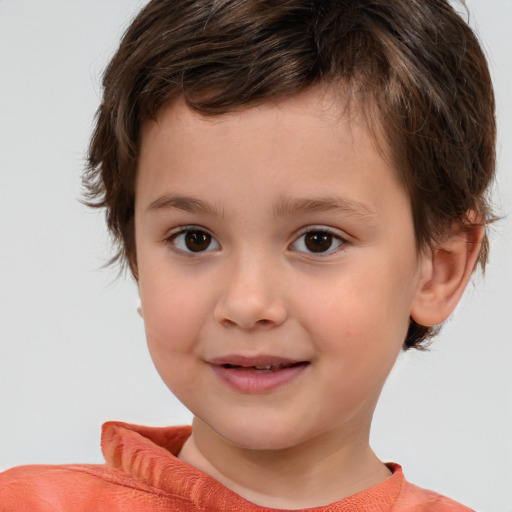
[0,0,502,510]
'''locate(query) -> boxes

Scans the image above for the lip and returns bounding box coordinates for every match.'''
[208,355,310,393]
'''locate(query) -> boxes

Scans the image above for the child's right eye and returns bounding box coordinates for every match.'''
[168,228,220,253]
[289,227,347,256]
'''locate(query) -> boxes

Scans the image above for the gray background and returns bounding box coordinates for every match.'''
[0,1,510,511]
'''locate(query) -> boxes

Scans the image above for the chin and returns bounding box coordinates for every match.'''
[207,415,315,452]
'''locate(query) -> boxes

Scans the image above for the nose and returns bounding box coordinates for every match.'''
[213,252,288,330]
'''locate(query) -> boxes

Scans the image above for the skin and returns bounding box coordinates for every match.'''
[133,86,481,509]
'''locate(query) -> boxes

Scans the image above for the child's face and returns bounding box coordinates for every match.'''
[134,87,426,451]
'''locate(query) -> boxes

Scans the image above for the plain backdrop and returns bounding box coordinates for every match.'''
[0,1,511,511]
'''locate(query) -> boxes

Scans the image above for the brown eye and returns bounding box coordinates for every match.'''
[184,231,212,252]
[171,229,220,253]
[291,229,344,255]
[304,232,334,253]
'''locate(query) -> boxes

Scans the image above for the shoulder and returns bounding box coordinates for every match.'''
[0,463,149,512]
[393,478,474,512]
[0,423,197,512]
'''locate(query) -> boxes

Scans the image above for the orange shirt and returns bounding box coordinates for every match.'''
[0,422,473,511]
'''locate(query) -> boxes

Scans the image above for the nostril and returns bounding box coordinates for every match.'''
[214,297,287,330]
[220,318,237,328]
[219,317,274,329]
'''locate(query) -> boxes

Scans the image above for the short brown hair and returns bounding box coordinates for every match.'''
[84,0,496,349]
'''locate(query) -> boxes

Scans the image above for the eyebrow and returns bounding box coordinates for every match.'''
[145,193,377,222]
[272,195,377,221]
[146,194,225,217]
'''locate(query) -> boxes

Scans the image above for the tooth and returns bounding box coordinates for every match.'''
[254,364,273,370]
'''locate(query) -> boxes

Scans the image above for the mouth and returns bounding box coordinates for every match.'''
[220,361,309,373]
[208,356,310,393]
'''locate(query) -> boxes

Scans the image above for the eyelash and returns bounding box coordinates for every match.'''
[165,225,348,256]
[165,226,220,255]
[290,226,347,257]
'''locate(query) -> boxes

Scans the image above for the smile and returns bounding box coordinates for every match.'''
[209,357,310,393]
[221,362,305,373]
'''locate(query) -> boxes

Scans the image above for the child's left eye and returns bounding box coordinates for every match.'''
[290,229,346,255]
[168,228,220,253]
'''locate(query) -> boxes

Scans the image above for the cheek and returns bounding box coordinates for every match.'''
[302,270,411,418]
[140,276,209,396]
[300,258,415,362]
[138,260,212,363]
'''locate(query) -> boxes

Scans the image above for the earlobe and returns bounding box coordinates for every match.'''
[411,217,484,327]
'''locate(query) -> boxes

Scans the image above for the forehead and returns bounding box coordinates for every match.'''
[140,85,389,170]
[135,85,404,220]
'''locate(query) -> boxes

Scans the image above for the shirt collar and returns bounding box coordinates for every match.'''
[101,421,404,511]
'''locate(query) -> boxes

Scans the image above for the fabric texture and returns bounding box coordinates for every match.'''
[0,422,473,511]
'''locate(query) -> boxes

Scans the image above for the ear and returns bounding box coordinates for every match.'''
[410,214,484,327]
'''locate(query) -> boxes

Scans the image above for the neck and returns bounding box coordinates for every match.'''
[178,417,391,509]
